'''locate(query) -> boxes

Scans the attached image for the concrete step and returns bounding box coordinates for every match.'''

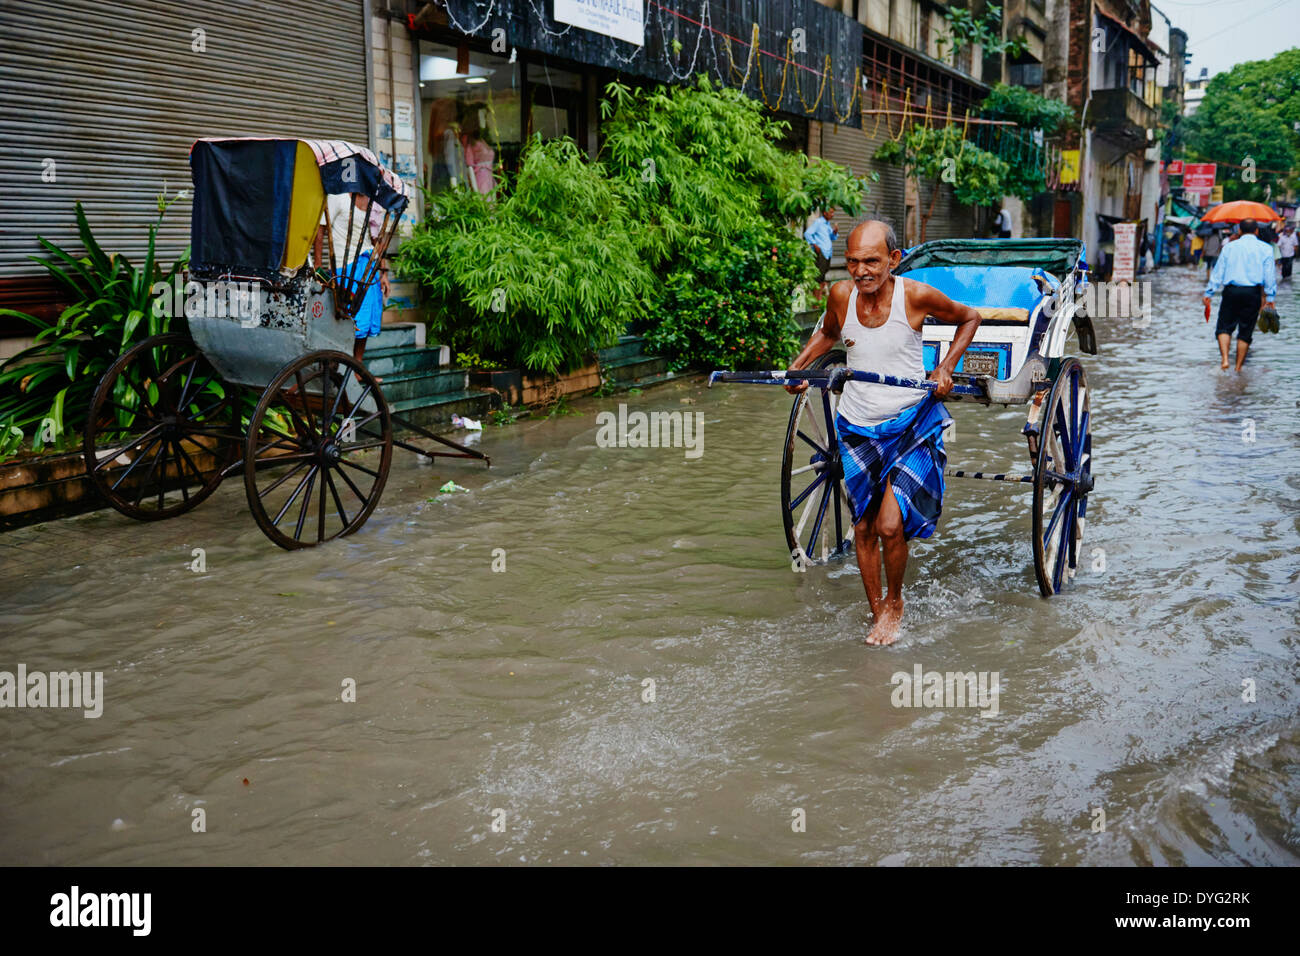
[365,346,447,378]
[597,334,647,364]
[388,389,497,428]
[602,354,668,384]
[369,322,426,350]
[377,368,469,404]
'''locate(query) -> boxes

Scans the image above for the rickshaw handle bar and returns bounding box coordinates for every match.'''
[707,368,987,398]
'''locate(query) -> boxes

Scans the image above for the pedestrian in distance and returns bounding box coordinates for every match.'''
[804,207,838,302]
[1203,218,1276,372]
[1277,222,1297,280]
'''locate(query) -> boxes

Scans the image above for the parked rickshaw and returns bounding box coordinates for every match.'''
[83,138,487,549]
[711,238,1096,596]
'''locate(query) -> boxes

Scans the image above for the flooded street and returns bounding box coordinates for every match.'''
[2,265,1298,866]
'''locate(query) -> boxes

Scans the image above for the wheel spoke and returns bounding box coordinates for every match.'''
[789,469,827,511]
[173,439,206,489]
[806,476,832,559]
[332,459,370,503]
[324,465,350,529]
[294,466,318,541]
[258,458,310,498]
[92,424,166,472]
[109,435,162,490]
[1043,485,1073,549]
[170,442,190,502]
[338,457,381,479]
[273,464,317,528]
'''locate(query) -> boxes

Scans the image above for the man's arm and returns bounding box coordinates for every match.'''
[909,282,981,398]
[1261,244,1277,303]
[785,281,848,394]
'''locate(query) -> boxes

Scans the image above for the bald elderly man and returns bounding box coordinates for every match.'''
[787,221,981,645]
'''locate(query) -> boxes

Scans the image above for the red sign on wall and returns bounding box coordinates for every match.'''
[1166,159,1184,176]
[1183,163,1216,191]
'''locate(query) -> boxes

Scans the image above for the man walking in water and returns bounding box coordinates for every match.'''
[1203,218,1276,372]
[786,221,982,645]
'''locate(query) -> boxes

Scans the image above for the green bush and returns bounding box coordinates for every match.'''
[397,138,655,376]
[0,202,187,458]
[645,224,816,372]
[400,78,868,377]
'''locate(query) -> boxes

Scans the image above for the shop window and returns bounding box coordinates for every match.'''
[526,63,584,143]
[419,40,520,195]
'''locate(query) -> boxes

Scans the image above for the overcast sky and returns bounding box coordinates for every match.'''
[1152,0,1299,81]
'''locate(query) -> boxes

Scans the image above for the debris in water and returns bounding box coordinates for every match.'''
[439,481,469,494]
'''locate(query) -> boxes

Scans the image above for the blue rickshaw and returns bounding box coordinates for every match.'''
[712,238,1097,596]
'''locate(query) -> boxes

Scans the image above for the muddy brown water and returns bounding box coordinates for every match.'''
[1,267,1297,865]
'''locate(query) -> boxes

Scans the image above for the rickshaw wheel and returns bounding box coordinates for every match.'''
[781,350,857,567]
[244,350,392,550]
[84,332,238,521]
[1032,357,1092,596]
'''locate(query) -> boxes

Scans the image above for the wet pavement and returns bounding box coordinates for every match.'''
[1,264,1297,865]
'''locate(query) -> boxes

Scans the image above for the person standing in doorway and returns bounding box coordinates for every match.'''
[993,204,1013,238]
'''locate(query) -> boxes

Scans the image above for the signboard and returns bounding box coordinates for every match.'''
[1211,184,1224,203]
[1183,163,1216,192]
[554,0,645,46]
[1060,149,1080,185]
[1166,159,1184,176]
[1112,222,1138,284]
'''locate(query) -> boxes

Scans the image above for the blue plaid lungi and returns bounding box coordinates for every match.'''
[836,395,953,540]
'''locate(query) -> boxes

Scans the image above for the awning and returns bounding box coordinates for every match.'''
[1096,7,1161,65]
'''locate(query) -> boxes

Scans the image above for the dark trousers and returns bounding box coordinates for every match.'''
[1216,284,1263,344]
[1282,256,1294,279]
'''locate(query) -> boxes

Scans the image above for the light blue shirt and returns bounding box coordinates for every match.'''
[804,217,837,258]
[1205,233,1277,302]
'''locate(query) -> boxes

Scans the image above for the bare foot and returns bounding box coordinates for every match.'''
[1220,359,1230,370]
[865,599,903,646]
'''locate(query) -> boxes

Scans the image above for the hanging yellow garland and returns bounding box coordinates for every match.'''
[867,79,886,138]
[833,67,860,125]
[793,50,831,114]
[756,33,789,110]
[890,87,911,141]
[725,23,760,87]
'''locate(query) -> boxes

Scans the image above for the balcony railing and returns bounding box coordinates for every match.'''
[1089,87,1157,150]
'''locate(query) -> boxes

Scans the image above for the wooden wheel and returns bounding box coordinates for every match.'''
[1031,358,1093,596]
[83,332,238,520]
[780,350,856,567]
[244,350,392,550]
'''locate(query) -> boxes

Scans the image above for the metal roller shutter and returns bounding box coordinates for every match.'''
[918,176,979,241]
[816,117,906,260]
[0,0,370,278]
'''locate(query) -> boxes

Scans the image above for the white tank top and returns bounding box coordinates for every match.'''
[837,276,926,427]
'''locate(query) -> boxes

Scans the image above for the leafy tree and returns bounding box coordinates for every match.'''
[980,82,1074,138]
[937,4,1026,61]
[599,77,868,263]
[875,125,1009,241]
[1184,49,1300,201]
